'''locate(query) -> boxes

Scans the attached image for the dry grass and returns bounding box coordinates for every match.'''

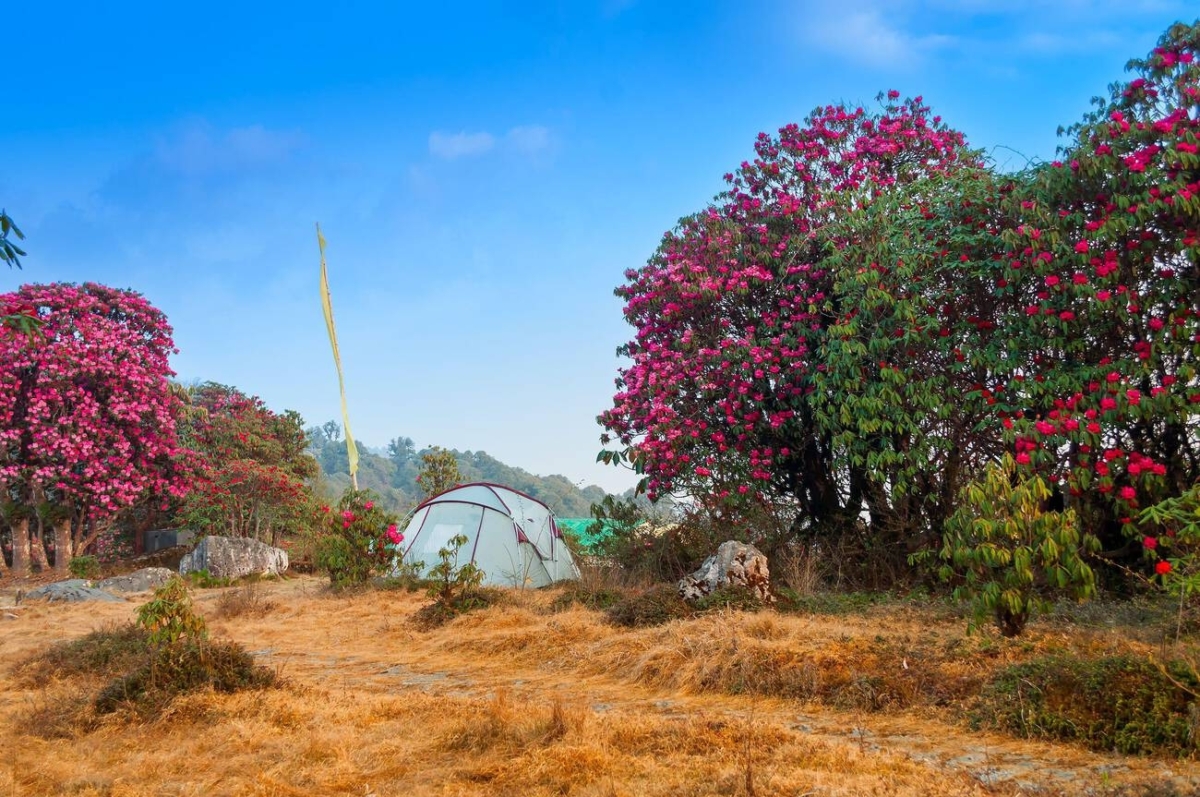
[213,581,279,619]
[1,576,1199,795]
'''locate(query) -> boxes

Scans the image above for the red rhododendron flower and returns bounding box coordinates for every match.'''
[1156,560,1172,575]
[1143,536,1158,550]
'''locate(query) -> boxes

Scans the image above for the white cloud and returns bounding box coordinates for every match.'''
[806,6,955,68]
[428,130,496,159]
[506,125,552,155]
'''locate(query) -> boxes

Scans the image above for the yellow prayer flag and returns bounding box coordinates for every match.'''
[317,223,359,484]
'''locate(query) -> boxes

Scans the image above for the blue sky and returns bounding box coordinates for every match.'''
[2,1,1194,493]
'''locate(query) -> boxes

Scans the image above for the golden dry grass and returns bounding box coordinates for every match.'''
[1,576,1198,796]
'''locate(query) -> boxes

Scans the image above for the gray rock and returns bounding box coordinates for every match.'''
[24,579,124,603]
[97,567,176,593]
[179,536,288,579]
[678,540,772,603]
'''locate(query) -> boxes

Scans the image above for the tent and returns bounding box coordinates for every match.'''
[397,483,580,588]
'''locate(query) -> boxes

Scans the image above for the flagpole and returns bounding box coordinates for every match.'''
[317,223,360,490]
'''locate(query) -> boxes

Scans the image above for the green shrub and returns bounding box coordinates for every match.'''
[936,455,1099,637]
[975,654,1200,755]
[413,533,492,628]
[606,584,693,628]
[313,489,403,589]
[15,578,277,725]
[68,555,102,580]
[136,576,207,647]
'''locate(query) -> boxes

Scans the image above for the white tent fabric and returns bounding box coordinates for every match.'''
[397,483,580,588]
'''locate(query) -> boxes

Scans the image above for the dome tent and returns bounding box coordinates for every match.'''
[397,483,580,588]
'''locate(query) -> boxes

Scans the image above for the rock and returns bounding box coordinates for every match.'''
[678,541,771,603]
[24,579,125,603]
[179,536,289,579]
[97,567,176,593]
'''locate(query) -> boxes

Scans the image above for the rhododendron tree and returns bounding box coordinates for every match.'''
[176,383,319,545]
[0,282,185,575]
[601,93,986,563]
[994,21,1200,573]
[603,23,1200,591]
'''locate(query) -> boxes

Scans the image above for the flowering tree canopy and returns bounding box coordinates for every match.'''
[176,382,318,544]
[602,22,1200,583]
[0,282,184,574]
[602,94,983,541]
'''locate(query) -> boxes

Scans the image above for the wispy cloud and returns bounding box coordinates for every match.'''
[806,6,955,68]
[428,125,555,160]
[506,125,552,155]
[428,130,496,159]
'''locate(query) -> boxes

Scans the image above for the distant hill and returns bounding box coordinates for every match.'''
[306,425,613,517]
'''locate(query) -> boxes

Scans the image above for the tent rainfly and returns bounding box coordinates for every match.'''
[396,483,580,588]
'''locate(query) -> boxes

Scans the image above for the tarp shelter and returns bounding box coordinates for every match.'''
[397,483,580,588]
[554,518,623,553]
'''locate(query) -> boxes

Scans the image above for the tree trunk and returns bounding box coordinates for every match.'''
[30,519,50,571]
[53,519,73,574]
[0,532,9,577]
[10,518,31,578]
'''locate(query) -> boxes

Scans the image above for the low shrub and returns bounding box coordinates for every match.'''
[551,580,628,612]
[68,555,102,580]
[693,585,766,613]
[12,623,152,687]
[94,639,277,716]
[606,584,693,628]
[975,654,1200,755]
[184,568,234,589]
[413,587,504,630]
[15,576,280,728]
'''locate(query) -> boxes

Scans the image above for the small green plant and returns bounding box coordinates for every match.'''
[136,576,207,647]
[426,533,484,606]
[936,454,1100,637]
[68,555,102,580]
[412,534,495,628]
[312,489,404,589]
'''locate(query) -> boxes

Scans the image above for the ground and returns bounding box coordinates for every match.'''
[2,575,1199,796]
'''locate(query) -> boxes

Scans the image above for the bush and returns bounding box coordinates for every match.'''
[312,489,403,588]
[68,555,101,580]
[606,584,694,628]
[694,585,767,613]
[413,533,493,629]
[975,655,1200,756]
[94,639,277,716]
[413,587,504,630]
[14,578,278,726]
[12,624,152,687]
[937,455,1099,637]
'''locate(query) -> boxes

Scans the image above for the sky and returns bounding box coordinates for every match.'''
[2,1,1195,494]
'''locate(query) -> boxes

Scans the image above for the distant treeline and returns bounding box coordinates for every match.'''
[306,421,614,517]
